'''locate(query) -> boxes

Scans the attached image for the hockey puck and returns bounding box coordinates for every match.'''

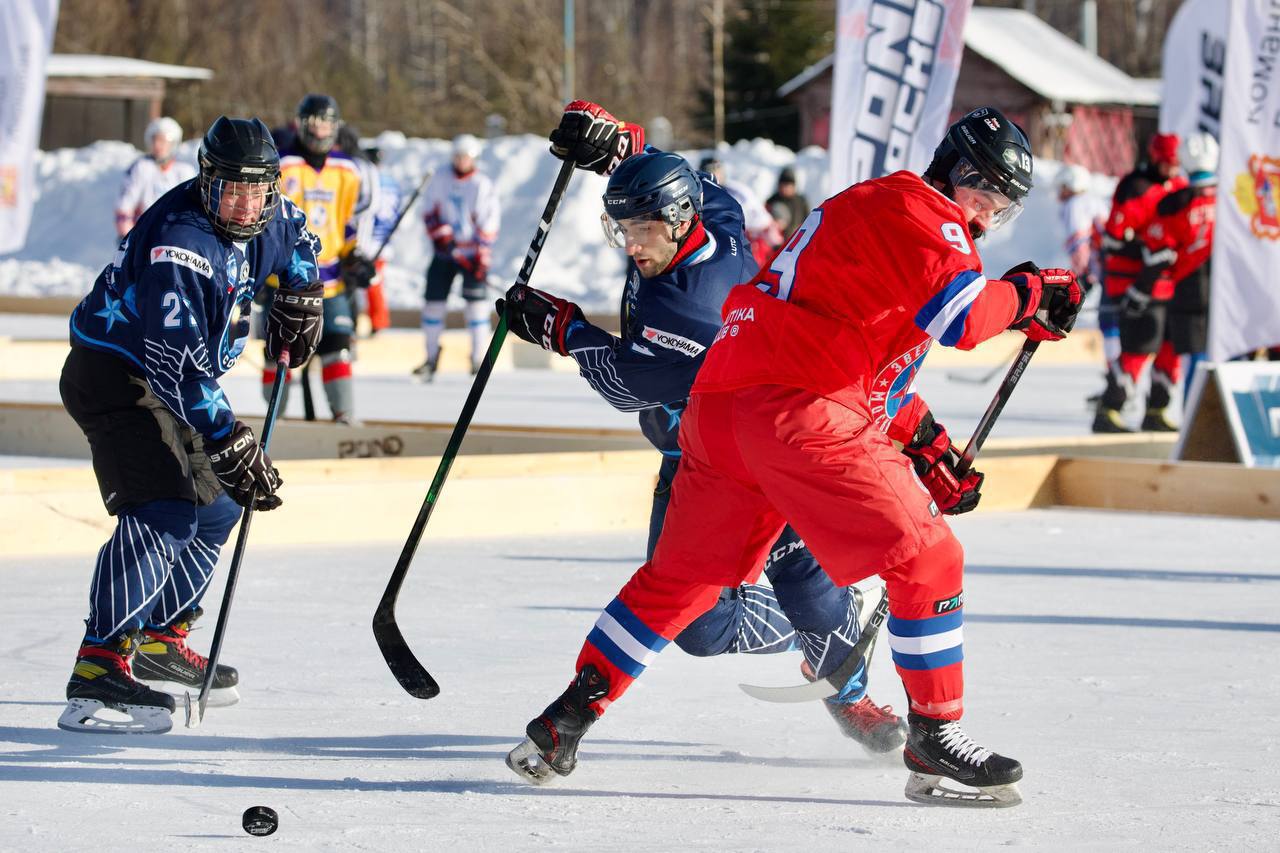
[242,805,278,837]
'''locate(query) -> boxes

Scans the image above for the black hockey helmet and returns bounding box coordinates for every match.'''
[601,152,702,248]
[296,93,341,154]
[198,116,281,241]
[925,107,1033,232]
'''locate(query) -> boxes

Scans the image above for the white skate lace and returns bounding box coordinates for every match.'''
[936,721,993,765]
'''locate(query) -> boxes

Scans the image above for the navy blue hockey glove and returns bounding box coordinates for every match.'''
[205,421,282,512]
[265,282,324,368]
[550,101,645,176]
[902,413,983,515]
[340,253,376,290]
[497,284,585,356]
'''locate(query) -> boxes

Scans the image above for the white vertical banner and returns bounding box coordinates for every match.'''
[1159,0,1230,140]
[0,0,60,256]
[828,0,972,196]
[1208,0,1280,362]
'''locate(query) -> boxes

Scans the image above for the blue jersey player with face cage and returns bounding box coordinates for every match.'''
[498,101,910,767]
[57,117,326,734]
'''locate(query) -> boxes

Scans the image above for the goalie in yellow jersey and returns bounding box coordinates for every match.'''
[264,94,374,423]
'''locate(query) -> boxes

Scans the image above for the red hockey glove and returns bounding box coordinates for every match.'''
[549,101,645,176]
[1007,264,1082,342]
[452,247,490,284]
[497,284,585,356]
[902,414,983,515]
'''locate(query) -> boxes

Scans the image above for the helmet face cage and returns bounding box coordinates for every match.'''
[601,154,702,248]
[297,95,341,154]
[599,198,696,249]
[948,158,1024,232]
[199,168,281,241]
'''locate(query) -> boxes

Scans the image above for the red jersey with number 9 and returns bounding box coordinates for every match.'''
[693,171,1022,436]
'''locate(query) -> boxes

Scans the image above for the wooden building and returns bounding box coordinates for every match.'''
[778,7,1159,176]
[41,54,212,150]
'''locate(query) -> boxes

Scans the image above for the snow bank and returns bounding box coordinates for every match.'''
[0,134,1116,312]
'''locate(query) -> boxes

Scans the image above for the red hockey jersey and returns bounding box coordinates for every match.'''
[693,171,1021,441]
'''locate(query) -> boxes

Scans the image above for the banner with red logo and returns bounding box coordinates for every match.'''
[0,1,59,255]
[829,0,972,195]
[1208,0,1280,361]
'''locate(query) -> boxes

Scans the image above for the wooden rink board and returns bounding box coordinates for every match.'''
[4,450,1276,557]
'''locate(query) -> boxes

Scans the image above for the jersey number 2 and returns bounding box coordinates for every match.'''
[161,291,182,328]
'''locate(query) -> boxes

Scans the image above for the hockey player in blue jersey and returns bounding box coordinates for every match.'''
[57,117,325,734]
[499,101,908,755]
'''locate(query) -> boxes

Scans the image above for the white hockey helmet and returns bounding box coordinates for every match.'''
[145,116,183,148]
[1055,163,1091,195]
[1179,132,1219,187]
[452,133,482,160]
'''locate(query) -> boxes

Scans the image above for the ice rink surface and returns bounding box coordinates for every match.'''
[2,509,1278,850]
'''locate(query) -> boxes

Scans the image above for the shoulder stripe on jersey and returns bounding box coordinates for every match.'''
[914,270,986,346]
[677,231,718,268]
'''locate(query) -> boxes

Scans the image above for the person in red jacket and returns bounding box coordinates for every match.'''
[1095,133,1187,432]
[505,107,1082,809]
[1128,132,1219,425]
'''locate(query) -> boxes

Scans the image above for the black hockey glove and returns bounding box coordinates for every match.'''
[205,421,283,511]
[496,284,585,356]
[549,101,645,176]
[1120,284,1154,319]
[901,413,983,516]
[340,253,377,290]
[264,282,324,368]
[1005,263,1082,342]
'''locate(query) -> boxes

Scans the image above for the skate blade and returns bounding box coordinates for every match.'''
[57,697,172,735]
[149,680,239,708]
[505,737,558,786]
[904,772,1022,808]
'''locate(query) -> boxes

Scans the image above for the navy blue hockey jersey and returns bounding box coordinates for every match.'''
[566,177,758,453]
[69,180,321,441]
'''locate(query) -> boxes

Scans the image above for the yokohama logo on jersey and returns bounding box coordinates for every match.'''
[641,326,705,357]
[150,246,213,278]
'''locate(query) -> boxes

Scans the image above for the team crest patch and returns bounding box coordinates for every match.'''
[1233,153,1280,240]
[868,340,931,431]
[150,246,213,278]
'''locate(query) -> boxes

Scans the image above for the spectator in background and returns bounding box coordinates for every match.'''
[700,156,783,267]
[765,166,811,242]
[1055,164,1111,406]
[115,117,196,237]
[416,134,501,380]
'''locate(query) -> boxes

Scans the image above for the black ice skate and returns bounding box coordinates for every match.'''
[1140,407,1178,432]
[134,608,240,708]
[506,665,608,785]
[902,713,1023,807]
[412,352,440,383]
[59,631,176,734]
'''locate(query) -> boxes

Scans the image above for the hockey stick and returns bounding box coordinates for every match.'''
[184,357,290,728]
[372,158,577,699]
[300,358,316,421]
[369,168,434,264]
[739,337,1041,703]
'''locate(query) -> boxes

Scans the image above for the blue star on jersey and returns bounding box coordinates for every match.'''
[94,294,130,332]
[69,180,320,440]
[191,385,230,419]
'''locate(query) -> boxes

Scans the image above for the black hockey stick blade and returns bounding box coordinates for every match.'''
[186,357,290,728]
[740,333,1044,702]
[372,159,577,699]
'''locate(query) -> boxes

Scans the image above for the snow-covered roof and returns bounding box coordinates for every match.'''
[778,8,1158,108]
[963,8,1157,106]
[46,54,212,81]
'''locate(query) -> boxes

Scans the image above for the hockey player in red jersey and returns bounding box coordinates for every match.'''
[506,107,1083,807]
[1095,133,1188,432]
[1128,132,1219,420]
